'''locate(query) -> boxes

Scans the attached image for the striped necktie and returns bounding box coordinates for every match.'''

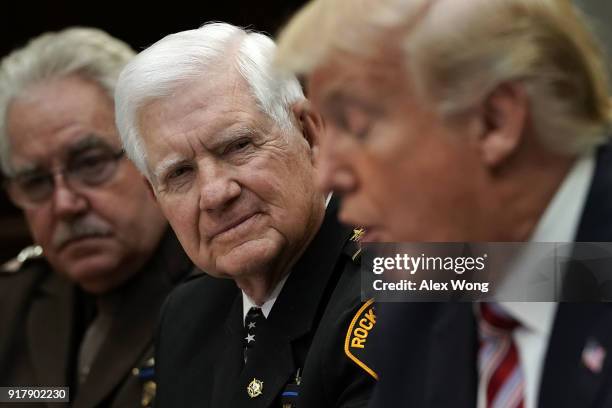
[478,303,525,408]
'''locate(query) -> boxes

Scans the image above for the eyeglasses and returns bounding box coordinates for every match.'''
[4,148,125,208]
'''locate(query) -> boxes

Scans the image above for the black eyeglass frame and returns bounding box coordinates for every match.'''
[3,148,125,208]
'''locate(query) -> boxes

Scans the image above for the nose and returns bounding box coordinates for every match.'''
[51,174,88,218]
[316,133,357,195]
[198,161,241,213]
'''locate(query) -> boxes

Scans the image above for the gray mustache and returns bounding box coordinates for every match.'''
[52,215,113,249]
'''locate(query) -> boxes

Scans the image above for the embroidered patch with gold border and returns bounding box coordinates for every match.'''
[344,298,378,380]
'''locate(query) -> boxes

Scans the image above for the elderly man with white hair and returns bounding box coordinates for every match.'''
[276,0,612,407]
[0,27,208,407]
[114,22,378,408]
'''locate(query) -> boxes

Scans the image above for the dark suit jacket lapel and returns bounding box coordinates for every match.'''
[370,303,477,407]
[268,196,350,339]
[27,273,74,391]
[231,321,296,407]
[574,144,612,243]
[424,303,478,407]
[210,296,247,408]
[73,231,191,408]
[222,197,351,408]
[540,145,612,407]
[539,304,612,408]
[0,263,50,377]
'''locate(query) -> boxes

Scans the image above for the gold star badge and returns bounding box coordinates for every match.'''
[141,381,156,407]
[247,378,264,398]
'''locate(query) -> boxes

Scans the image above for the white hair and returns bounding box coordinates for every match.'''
[115,22,305,178]
[0,27,135,175]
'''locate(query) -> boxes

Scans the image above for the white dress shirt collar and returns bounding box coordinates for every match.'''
[484,153,595,408]
[242,273,290,325]
[501,153,594,327]
[241,192,333,325]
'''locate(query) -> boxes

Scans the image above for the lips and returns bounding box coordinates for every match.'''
[208,212,261,241]
[59,233,112,251]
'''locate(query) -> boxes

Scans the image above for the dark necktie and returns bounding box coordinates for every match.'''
[244,307,265,364]
[77,307,113,384]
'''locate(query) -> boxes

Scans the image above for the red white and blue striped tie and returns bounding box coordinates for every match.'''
[478,303,525,408]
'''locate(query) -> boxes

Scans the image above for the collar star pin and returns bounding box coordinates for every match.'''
[350,228,365,242]
[247,378,264,398]
[350,227,366,262]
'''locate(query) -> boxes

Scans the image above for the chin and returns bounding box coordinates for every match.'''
[210,237,282,279]
[57,255,124,291]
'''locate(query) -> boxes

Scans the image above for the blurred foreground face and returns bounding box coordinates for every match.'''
[308,52,491,243]
[6,75,167,293]
[139,69,322,280]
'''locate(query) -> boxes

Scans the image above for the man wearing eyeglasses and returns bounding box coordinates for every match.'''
[0,28,225,408]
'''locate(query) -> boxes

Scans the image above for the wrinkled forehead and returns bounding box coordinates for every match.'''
[10,133,118,174]
[6,75,119,169]
[137,69,265,145]
[136,71,278,177]
[141,64,250,119]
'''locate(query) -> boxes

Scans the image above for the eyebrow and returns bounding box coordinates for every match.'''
[153,155,188,182]
[10,134,114,178]
[207,125,259,150]
[11,165,42,179]
[152,125,260,182]
[66,134,114,157]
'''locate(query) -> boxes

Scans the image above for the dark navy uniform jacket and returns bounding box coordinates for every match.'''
[155,198,378,408]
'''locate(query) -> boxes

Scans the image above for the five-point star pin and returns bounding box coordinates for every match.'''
[245,334,256,343]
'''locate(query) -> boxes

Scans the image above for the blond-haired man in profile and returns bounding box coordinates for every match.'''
[277,0,612,407]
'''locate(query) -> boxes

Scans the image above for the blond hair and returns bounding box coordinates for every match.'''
[277,0,612,154]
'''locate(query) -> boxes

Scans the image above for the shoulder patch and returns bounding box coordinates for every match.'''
[344,298,378,380]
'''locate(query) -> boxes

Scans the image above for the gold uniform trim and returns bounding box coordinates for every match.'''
[344,298,378,380]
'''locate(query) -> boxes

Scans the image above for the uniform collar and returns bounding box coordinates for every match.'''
[240,194,332,325]
[241,273,289,324]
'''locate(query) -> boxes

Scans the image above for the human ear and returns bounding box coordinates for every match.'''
[476,82,528,167]
[291,99,326,165]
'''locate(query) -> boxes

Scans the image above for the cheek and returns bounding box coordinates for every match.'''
[249,158,315,208]
[160,197,204,256]
[89,179,158,227]
[160,201,193,239]
[23,209,54,246]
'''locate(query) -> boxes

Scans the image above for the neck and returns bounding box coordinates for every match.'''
[236,196,327,305]
[237,271,285,306]
[489,145,576,241]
